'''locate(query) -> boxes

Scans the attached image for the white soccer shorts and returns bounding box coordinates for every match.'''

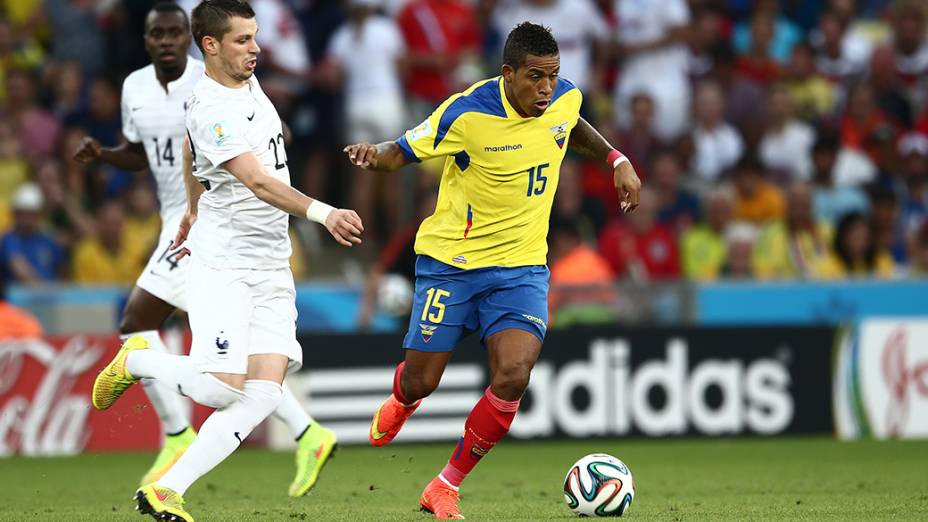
[136,226,191,311]
[186,257,303,375]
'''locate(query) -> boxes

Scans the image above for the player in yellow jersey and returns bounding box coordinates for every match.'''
[344,22,641,519]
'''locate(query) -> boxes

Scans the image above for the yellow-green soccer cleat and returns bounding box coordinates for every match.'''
[135,484,194,522]
[91,335,149,410]
[140,426,197,487]
[288,423,338,497]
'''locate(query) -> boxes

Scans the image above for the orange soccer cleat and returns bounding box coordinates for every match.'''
[368,394,419,446]
[419,476,464,520]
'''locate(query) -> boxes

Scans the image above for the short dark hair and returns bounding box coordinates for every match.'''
[191,0,255,53]
[149,1,189,29]
[503,22,559,70]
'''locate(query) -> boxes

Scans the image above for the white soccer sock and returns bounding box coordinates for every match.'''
[272,383,315,439]
[157,380,283,495]
[123,331,190,435]
[125,349,243,409]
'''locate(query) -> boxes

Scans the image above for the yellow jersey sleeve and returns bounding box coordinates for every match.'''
[396,92,469,162]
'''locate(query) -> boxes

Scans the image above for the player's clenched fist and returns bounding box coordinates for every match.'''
[325,208,364,247]
[72,136,102,164]
[343,143,379,169]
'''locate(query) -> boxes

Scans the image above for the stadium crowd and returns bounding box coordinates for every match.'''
[2,0,928,292]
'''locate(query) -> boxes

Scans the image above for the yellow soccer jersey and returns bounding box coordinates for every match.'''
[397,76,582,269]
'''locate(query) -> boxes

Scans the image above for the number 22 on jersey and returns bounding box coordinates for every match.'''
[421,288,451,323]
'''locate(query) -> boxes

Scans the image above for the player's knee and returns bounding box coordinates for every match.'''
[403,371,441,401]
[491,361,533,399]
[242,380,283,419]
[185,374,245,409]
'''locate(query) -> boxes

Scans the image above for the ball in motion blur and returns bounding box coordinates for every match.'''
[377,273,413,316]
[563,453,635,517]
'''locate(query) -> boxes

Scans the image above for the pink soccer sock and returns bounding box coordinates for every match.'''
[441,387,520,487]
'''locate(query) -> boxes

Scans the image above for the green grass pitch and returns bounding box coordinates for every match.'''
[2,437,927,521]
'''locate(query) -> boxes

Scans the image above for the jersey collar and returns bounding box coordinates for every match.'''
[498,77,527,119]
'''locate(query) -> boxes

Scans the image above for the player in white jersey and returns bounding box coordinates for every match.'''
[90,1,363,520]
[76,1,342,501]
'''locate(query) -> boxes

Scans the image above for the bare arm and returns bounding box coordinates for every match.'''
[224,152,364,247]
[343,141,411,172]
[568,117,642,212]
[73,137,149,172]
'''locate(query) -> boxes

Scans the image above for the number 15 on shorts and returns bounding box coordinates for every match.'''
[421,288,451,323]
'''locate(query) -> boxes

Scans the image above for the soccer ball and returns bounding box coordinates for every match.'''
[563,453,635,517]
[377,273,413,316]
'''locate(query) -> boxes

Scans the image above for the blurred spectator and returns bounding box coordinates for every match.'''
[813,10,871,85]
[492,0,608,96]
[732,0,801,64]
[0,17,43,103]
[689,80,743,183]
[731,156,785,225]
[909,220,928,276]
[870,189,907,264]
[810,131,870,223]
[0,120,28,210]
[123,180,161,257]
[706,43,766,132]
[72,201,146,285]
[397,0,480,121]
[758,83,815,182]
[251,0,312,110]
[812,125,877,187]
[357,194,436,329]
[897,132,928,237]
[890,1,928,111]
[687,6,725,81]
[71,76,122,148]
[720,221,758,279]
[0,183,66,284]
[0,274,43,339]
[784,42,837,121]
[328,0,407,235]
[651,149,699,230]
[815,211,895,279]
[869,46,913,129]
[3,68,61,160]
[614,92,662,181]
[598,189,679,280]
[550,158,605,242]
[33,157,93,248]
[735,11,782,84]
[754,183,830,279]
[548,219,615,327]
[44,0,106,76]
[681,187,733,281]
[48,60,86,122]
[613,0,691,141]
[840,82,896,162]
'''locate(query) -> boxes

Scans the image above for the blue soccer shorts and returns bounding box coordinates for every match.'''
[402,256,550,352]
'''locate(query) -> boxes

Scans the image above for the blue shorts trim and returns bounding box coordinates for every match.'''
[402,256,549,352]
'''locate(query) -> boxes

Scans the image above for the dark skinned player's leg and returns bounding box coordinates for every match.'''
[396,349,453,404]
[120,286,192,438]
[438,329,540,488]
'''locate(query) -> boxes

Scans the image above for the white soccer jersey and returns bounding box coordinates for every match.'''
[122,58,205,227]
[185,73,292,270]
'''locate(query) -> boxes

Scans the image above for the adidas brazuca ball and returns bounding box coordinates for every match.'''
[563,453,635,517]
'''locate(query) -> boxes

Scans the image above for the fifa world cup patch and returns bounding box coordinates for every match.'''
[549,122,568,149]
[211,122,229,146]
[420,324,437,343]
[408,120,433,142]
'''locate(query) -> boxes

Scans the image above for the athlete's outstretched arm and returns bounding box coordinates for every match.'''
[73,136,149,172]
[224,152,364,247]
[343,141,410,172]
[568,117,642,212]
